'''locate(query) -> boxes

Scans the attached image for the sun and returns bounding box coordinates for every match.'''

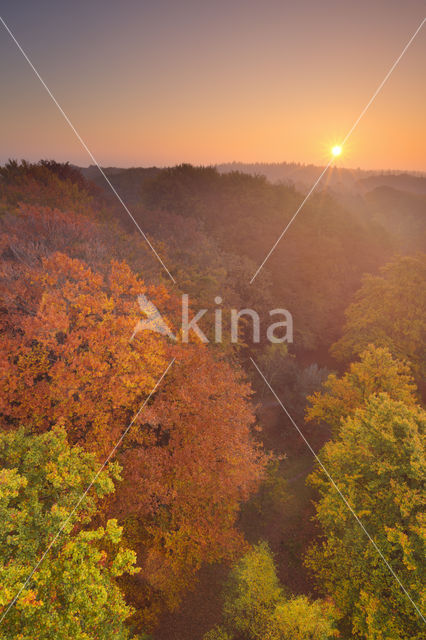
[331,145,342,157]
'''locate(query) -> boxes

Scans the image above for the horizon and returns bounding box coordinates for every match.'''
[2,158,426,177]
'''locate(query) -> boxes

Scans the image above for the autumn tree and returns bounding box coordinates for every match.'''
[0,251,267,625]
[0,161,167,297]
[306,344,418,436]
[115,344,267,625]
[204,543,337,640]
[0,201,168,318]
[269,597,338,640]
[0,251,170,455]
[306,394,425,639]
[0,159,103,217]
[0,203,105,270]
[0,426,140,640]
[0,204,109,327]
[331,254,426,379]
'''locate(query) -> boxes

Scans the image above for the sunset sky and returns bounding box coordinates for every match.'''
[0,0,425,171]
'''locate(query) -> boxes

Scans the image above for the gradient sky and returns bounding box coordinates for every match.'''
[0,0,425,170]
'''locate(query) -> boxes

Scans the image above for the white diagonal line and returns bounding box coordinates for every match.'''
[250,159,332,283]
[0,15,176,285]
[340,17,426,147]
[250,356,425,622]
[250,17,425,283]
[0,357,175,626]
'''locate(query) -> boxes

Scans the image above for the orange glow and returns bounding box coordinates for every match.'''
[0,4,424,171]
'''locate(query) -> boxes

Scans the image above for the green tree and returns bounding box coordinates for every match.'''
[0,427,140,639]
[331,254,426,379]
[204,543,337,640]
[306,345,418,436]
[270,596,337,640]
[306,394,425,639]
[222,542,283,639]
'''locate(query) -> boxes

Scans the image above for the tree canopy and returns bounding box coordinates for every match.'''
[0,427,139,639]
[307,394,425,640]
[331,254,426,380]
[205,543,337,640]
[306,344,418,435]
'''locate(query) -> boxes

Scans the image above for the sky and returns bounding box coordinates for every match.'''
[0,0,425,171]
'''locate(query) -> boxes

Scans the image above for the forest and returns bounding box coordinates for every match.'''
[0,159,424,640]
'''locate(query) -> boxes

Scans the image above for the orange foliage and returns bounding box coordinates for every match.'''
[0,247,267,625]
[0,159,102,216]
[115,344,266,615]
[0,252,169,455]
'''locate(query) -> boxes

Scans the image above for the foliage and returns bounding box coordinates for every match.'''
[0,245,267,625]
[204,627,233,640]
[270,596,338,640]
[0,159,103,216]
[306,345,418,436]
[0,427,139,639]
[123,206,274,349]
[306,394,426,639]
[0,252,169,455]
[116,344,267,622]
[221,542,283,638]
[2,159,424,636]
[0,203,105,270]
[332,254,426,379]
[139,164,392,350]
[204,543,337,640]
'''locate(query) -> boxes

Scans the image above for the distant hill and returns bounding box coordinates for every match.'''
[75,163,425,254]
[356,173,426,195]
[76,162,426,199]
[361,186,426,252]
[216,162,426,195]
[217,161,371,192]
